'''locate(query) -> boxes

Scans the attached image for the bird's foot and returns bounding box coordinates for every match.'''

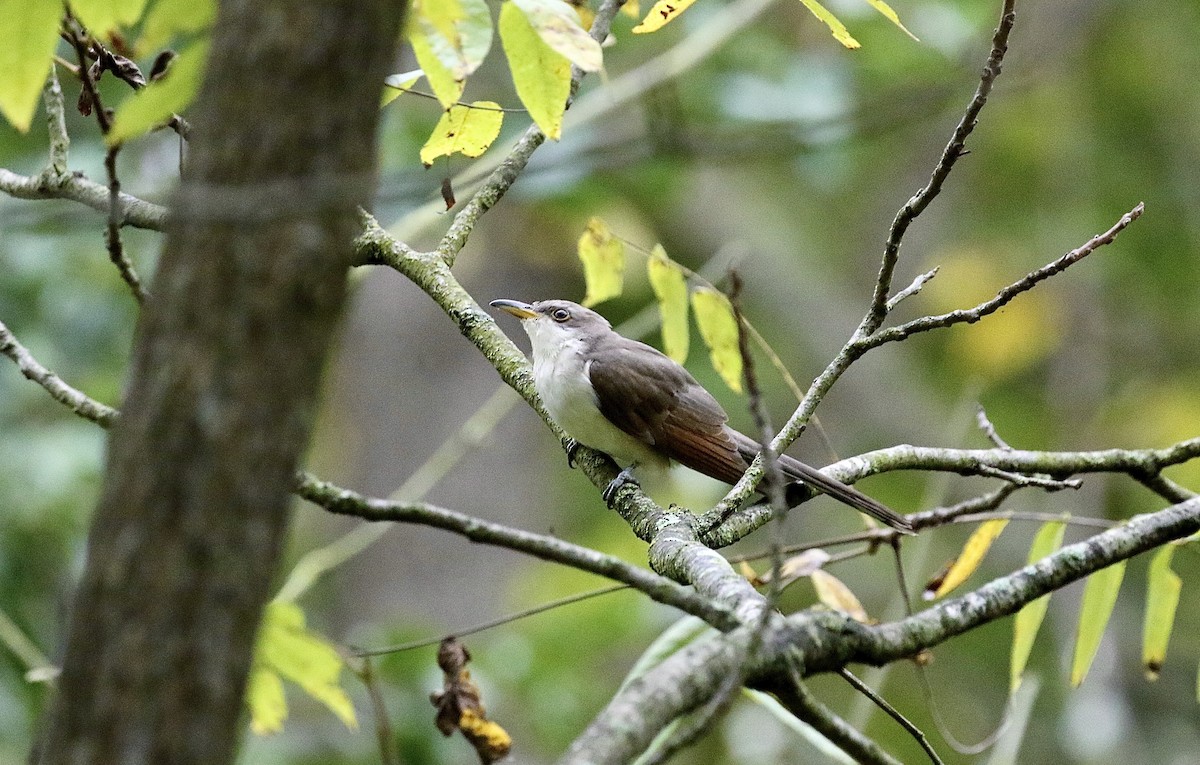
[564,438,582,469]
[602,465,640,507]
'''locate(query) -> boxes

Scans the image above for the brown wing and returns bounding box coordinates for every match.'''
[587,338,749,483]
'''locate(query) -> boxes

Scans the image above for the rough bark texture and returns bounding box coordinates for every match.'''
[36,1,404,763]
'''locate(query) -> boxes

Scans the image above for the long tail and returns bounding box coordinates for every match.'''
[778,454,913,533]
[729,430,913,533]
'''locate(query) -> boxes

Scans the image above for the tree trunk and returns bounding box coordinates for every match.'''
[36,1,405,763]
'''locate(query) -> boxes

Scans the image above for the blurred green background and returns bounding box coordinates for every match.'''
[2,0,1199,762]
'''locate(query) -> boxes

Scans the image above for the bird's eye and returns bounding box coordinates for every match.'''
[551,308,570,322]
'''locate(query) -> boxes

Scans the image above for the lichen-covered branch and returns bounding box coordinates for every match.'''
[295,472,738,630]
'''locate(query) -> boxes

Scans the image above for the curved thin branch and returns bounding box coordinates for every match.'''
[294,472,738,630]
[860,202,1144,350]
[0,318,118,428]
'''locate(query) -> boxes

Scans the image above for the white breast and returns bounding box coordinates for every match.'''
[525,324,663,469]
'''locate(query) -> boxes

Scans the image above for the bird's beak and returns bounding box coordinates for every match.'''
[490,299,538,320]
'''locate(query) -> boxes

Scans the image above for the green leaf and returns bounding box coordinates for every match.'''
[419,102,504,166]
[861,0,918,41]
[795,0,861,50]
[499,1,571,140]
[1142,544,1181,681]
[0,0,62,133]
[107,39,208,144]
[632,0,698,33]
[409,26,465,108]
[577,217,624,307]
[1070,561,1127,687]
[934,519,1009,598]
[1010,521,1066,693]
[72,0,150,37]
[511,0,602,72]
[691,287,743,394]
[381,69,424,108]
[137,0,215,53]
[248,601,357,735]
[646,246,689,364]
[246,666,288,735]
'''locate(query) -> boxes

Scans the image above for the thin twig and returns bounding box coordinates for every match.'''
[353,657,398,765]
[864,0,1016,331]
[355,585,629,656]
[976,465,1082,491]
[862,202,1144,349]
[974,404,1011,449]
[0,318,118,427]
[65,17,148,303]
[839,668,944,765]
[772,652,903,765]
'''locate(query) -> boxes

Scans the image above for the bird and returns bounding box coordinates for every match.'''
[490,298,912,533]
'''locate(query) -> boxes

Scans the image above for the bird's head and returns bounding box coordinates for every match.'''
[490,299,612,355]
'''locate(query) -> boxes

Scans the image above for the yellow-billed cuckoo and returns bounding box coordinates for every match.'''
[491,298,912,533]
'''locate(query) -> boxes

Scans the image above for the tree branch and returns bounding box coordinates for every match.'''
[796,497,1200,672]
[0,318,118,427]
[860,202,1144,350]
[864,0,1016,330]
[294,472,738,630]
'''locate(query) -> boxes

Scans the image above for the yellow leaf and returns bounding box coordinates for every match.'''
[811,569,869,623]
[108,39,209,144]
[861,0,918,40]
[1010,521,1066,693]
[72,0,150,37]
[249,601,357,734]
[0,0,62,132]
[512,0,602,71]
[577,217,624,306]
[410,27,466,108]
[1142,545,1181,681]
[632,0,698,34]
[933,519,1010,598]
[691,287,742,393]
[382,69,424,108]
[621,0,641,19]
[758,549,831,589]
[247,666,287,735]
[413,0,493,80]
[795,0,861,49]
[647,246,689,363]
[499,2,571,140]
[459,708,514,759]
[419,102,504,166]
[1070,561,1127,687]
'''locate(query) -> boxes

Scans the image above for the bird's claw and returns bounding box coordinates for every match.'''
[564,438,581,469]
[602,466,639,507]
